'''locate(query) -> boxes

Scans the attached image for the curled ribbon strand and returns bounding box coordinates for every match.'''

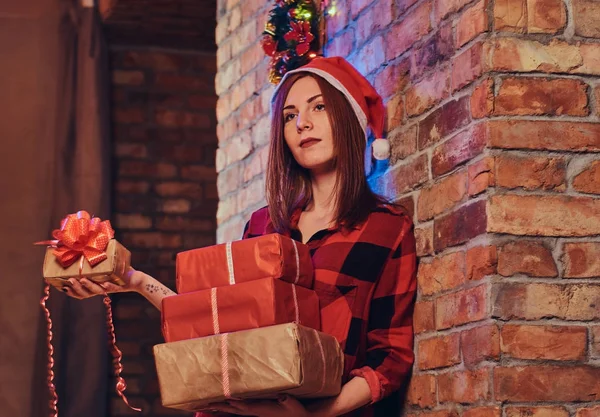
[40,284,59,417]
[103,295,141,412]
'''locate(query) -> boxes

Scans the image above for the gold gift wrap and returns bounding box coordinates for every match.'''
[153,323,344,411]
[42,239,130,290]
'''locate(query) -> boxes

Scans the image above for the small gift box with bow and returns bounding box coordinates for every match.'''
[176,233,313,294]
[38,211,131,291]
[36,211,139,416]
[153,323,344,411]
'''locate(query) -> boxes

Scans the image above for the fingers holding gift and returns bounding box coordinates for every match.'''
[203,403,243,415]
[62,279,90,299]
[273,395,309,416]
[207,397,306,417]
[98,281,125,294]
[63,278,104,299]
[207,400,270,416]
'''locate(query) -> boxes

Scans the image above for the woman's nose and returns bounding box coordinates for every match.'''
[296,113,312,132]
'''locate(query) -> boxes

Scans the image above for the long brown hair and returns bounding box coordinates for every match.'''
[266,72,387,233]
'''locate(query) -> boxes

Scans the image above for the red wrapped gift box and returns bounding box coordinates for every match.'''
[162,278,321,342]
[176,234,313,294]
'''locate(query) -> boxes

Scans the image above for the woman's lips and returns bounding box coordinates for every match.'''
[300,138,321,148]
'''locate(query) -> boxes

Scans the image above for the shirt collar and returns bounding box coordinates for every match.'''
[290,204,343,235]
[275,199,390,239]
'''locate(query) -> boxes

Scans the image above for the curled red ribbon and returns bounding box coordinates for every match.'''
[40,284,58,417]
[104,294,141,412]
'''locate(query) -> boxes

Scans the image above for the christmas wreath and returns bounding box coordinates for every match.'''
[261,0,322,84]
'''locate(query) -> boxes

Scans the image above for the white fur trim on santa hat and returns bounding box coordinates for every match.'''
[372,138,390,160]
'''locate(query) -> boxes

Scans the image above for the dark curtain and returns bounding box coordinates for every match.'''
[0,1,111,416]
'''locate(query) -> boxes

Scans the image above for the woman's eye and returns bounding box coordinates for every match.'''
[284,113,296,123]
[315,103,326,111]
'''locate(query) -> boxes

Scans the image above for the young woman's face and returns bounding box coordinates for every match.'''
[282,76,335,175]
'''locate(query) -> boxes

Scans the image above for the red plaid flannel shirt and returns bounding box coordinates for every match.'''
[249,203,416,416]
[196,203,416,417]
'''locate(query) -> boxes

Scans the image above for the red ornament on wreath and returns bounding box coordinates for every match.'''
[261,35,278,57]
[284,21,315,56]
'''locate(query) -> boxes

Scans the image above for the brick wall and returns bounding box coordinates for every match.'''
[214,0,274,243]
[104,0,216,50]
[403,0,600,413]
[109,47,217,416]
[216,0,600,415]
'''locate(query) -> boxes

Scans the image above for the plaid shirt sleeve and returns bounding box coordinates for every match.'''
[242,207,270,239]
[242,220,250,239]
[349,217,417,403]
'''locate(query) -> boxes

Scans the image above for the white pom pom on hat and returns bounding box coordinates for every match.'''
[271,56,390,161]
[372,138,390,161]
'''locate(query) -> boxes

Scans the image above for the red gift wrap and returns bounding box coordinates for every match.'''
[176,234,313,293]
[162,278,321,342]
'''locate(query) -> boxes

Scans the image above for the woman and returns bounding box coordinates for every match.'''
[65,57,417,417]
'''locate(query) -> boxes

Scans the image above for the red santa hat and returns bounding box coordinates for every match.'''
[271,56,390,160]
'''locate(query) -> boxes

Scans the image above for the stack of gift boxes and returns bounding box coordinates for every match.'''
[153,234,345,411]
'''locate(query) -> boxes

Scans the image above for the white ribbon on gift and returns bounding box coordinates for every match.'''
[210,288,231,397]
[211,238,306,399]
[313,328,327,395]
[214,238,301,332]
[226,242,235,285]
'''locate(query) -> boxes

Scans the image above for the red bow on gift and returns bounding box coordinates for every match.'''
[37,211,114,269]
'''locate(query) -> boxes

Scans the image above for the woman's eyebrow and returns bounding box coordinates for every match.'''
[283,94,323,111]
[306,94,323,103]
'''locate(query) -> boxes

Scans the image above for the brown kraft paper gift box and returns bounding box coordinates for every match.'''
[42,239,130,290]
[153,323,344,411]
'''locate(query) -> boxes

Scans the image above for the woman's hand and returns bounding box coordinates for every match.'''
[62,267,144,300]
[206,395,316,417]
[61,268,175,311]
